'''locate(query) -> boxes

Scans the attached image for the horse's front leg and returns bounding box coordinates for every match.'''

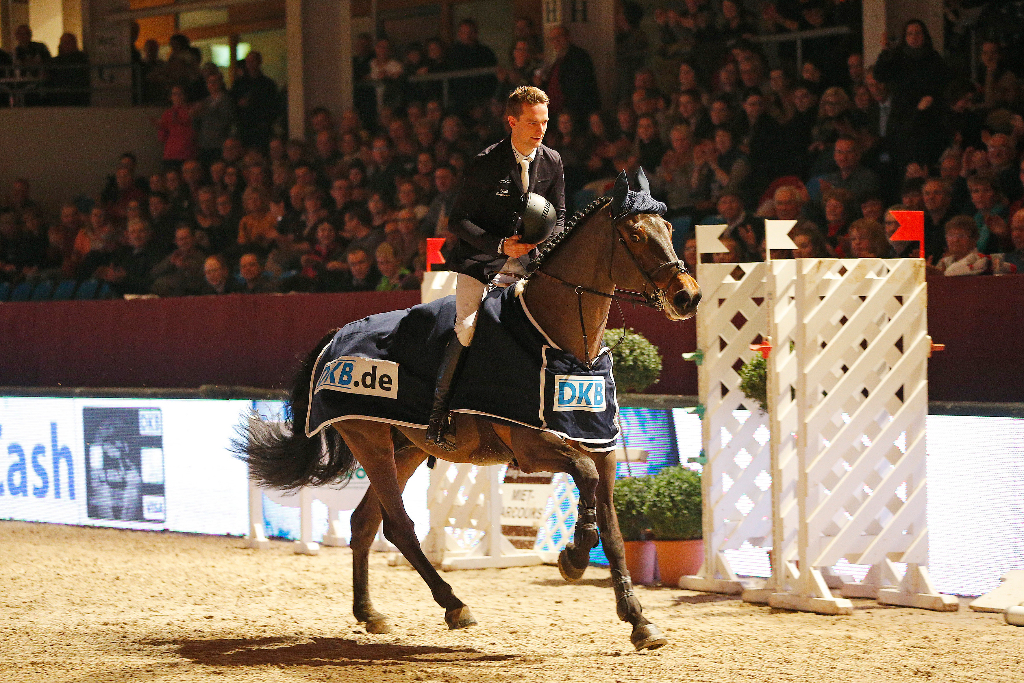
[593,451,667,650]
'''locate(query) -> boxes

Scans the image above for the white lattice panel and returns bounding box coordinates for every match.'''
[533,472,579,564]
[680,262,773,594]
[767,259,955,613]
[395,462,543,570]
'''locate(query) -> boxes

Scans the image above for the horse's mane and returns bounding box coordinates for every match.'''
[526,195,612,277]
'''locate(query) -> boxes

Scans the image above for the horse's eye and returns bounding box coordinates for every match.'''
[631,231,642,243]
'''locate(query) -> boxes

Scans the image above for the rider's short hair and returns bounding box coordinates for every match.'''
[506,86,550,120]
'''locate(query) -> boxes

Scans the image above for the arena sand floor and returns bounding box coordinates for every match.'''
[1,520,1020,683]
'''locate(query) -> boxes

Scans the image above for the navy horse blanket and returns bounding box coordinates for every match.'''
[305,286,619,451]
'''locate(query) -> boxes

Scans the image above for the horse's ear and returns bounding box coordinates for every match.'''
[636,167,651,195]
[610,171,629,214]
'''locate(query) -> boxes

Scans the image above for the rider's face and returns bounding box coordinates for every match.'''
[508,103,549,155]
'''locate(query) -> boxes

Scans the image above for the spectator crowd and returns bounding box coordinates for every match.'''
[3,2,1024,301]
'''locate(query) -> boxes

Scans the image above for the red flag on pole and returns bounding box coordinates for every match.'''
[426,237,446,272]
[889,210,925,259]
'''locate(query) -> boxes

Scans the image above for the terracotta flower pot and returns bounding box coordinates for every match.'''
[623,540,658,585]
[653,539,704,586]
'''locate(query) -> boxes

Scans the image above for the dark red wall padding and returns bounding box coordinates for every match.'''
[1,276,1021,402]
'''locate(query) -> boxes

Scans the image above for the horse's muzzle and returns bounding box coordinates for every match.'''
[663,275,701,321]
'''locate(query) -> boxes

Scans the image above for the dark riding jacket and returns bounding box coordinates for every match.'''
[449,137,566,281]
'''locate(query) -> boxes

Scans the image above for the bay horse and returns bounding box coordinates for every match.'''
[238,171,701,651]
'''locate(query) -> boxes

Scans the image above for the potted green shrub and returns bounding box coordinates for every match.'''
[643,465,704,586]
[603,328,662,393]
[613,475,657,585]
[738,353,768,413]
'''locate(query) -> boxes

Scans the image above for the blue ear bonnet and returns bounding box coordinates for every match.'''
[609,168,667,220]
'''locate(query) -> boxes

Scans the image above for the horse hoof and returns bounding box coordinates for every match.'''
[557,547,587,582]
[445,605,477,630]
[364,618,391,634]
[631,623,668,651]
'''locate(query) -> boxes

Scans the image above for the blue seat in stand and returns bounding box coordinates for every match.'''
[97,281,115,299]
[9,281,33,302]
[0,281,10,302]
[51,280,78,300]
[30,280,54,301]
[74,279,99,300]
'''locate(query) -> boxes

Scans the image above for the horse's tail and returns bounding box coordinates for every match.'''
[233,329,356,491]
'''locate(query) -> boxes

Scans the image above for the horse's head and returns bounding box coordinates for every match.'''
[608,170,701,320]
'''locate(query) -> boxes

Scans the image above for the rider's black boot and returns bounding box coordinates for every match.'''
[426,336,467,451]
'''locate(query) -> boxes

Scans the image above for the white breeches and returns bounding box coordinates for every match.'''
[453,273,488,346]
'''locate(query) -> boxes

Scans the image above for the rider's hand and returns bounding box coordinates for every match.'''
[502,235,537,259]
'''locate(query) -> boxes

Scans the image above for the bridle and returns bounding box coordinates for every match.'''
[533,207,689,365]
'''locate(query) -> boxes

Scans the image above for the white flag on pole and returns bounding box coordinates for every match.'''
[695,224,729,254]
[764,219,798,251]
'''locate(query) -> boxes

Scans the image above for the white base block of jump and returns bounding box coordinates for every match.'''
[244,522,270,550]
[767,564,854,615]
[1006,605,1024,626]
[440,533,544,571]
[679,553,747,594]
[293,540,319,555]
[839,561,901,599]
[876,564,959,611]
[321,519,349,547]
[970,570,1024,612]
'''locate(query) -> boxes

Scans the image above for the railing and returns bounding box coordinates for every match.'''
[752,25,853,72]
[0,63,140,107]
[367,65,498,111]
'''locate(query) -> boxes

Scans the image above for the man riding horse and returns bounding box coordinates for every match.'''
[427,85,566,449]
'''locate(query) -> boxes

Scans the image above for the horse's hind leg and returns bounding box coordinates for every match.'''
[593,451,667,650]
[338,420,476,630]
[349,441,426,633]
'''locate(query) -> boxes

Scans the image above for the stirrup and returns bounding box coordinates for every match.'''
[426,411,456,451]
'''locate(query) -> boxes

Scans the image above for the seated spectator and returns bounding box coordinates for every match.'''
[848,218,896,258]
[199,254,238,295]
[420,164,458,238]
[150,224,206,296]
[216,187,241,232]
[236,187,280,255]
[652,123,697,221]
[707,127,749,206]
[883,205,917,258]
[395,180,429,222]
[383,208,420,268]
[992,209,1024,273]
[791,223,833,258]
[339,247,382,292]
[822,187,852,255]
[634,114,666,175]
[164,167,192,219]
[50,204,82,277]
[900,177,925,211]
[367,191,391,232]
[106,166,147,224]
[412,152,438,200]
[0,209,46,282]
[73,205,121,280]
[713,236,743,264]
[375,242,416,291]
[968,173,1011,254]
[102,218,164,295]
[819,135,880,223]
[191,185,229,253]
[343,204,386,258]
[237,251,279,294]
[860,195,885,223]
[933,215,991,276]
